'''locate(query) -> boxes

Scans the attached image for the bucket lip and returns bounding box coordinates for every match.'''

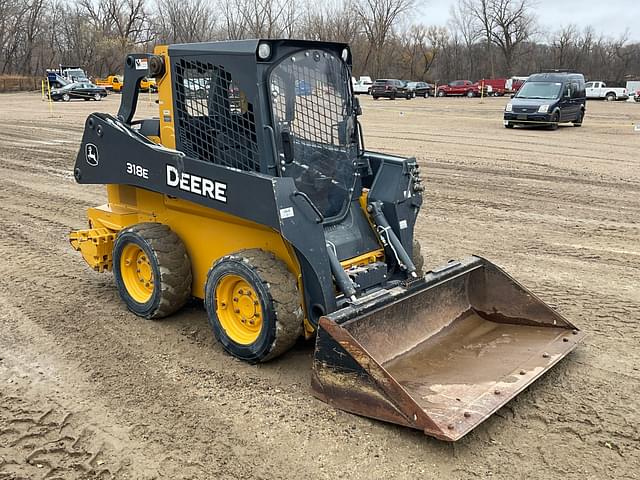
[317,314,586,441]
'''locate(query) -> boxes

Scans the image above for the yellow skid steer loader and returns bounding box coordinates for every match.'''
[69,40,584,441]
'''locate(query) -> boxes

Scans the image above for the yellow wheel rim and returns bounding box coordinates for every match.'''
[120,244,154,303]
[215,274,263,345]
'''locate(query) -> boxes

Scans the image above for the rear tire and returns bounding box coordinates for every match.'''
[94,93,102,101]
[605,93,616,102]
[205,249,303,363]
[466,90,475,98]
[373,96,379,100]
[437,90,446,97]
[390,92,396,100]
[62,93,70,102]
[113,223,192,319]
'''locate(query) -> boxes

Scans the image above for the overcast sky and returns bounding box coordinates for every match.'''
[423,0,638,42]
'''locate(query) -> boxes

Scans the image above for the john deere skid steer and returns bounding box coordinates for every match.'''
[69,39,584,441]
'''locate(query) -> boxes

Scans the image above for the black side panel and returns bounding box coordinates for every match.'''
[366,152,422,258]
[324,201,380,261]
[74,113,336,327]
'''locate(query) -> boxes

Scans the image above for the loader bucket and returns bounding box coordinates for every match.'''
[311,256,585,441]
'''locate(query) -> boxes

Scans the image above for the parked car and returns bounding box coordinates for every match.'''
[585,81,628,101]
[405,81,433,97]
[503,72,586,129]
[352,76,373,95]
[437,80,486,97]
[371,79,412,100]
[49,82,108,101]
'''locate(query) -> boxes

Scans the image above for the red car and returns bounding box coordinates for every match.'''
[436,80,486,97]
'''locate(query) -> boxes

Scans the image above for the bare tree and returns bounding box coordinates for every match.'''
[354,0,414,78]
[450,1,481,78]
[154,0,218,44]
[489,0,535,75]
[550,24,578,68]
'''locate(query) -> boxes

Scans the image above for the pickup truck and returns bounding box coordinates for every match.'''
[437,80,487,97]
[352,76,373,95]
[95,75,123,92]
[585,81,628,101]
[95,75,156,93]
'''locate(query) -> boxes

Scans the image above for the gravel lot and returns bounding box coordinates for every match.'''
[0,91,638,479]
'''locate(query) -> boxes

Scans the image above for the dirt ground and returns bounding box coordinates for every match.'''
[0,91,638,479]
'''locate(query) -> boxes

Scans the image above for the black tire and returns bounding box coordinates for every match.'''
[205,249,303,363]
[548,111,560,130]
[367,87,372,95]
[373,96,379,100]
[605,93,616,102]
[113,223,192,319]
[573,109,584,127]
[505,121,514,129]
[390,92,396,100]
[62,93,70,102]
[412,239,425,276]
[466,90,475,98]
[94,93,102,101]
[437,90,446,97]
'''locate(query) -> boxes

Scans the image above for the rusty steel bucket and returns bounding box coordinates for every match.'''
[311,256,585,441]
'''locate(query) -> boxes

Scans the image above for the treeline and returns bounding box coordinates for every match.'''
[1,0,638,85]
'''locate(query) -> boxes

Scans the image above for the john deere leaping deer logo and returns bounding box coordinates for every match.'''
[85,143,99,166]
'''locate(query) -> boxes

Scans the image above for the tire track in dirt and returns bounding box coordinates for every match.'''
[0,91,638,479]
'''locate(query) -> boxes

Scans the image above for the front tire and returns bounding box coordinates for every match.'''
[113,223,192,319]
[437,90,446,97]
[62,93,70,102]
[466,90,475,98]
[548,111,560,130]
[504,121,514,129]
[94,93,102,101]
[205,249,303,363]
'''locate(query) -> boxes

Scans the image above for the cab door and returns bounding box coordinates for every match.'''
[585,82,597,98]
